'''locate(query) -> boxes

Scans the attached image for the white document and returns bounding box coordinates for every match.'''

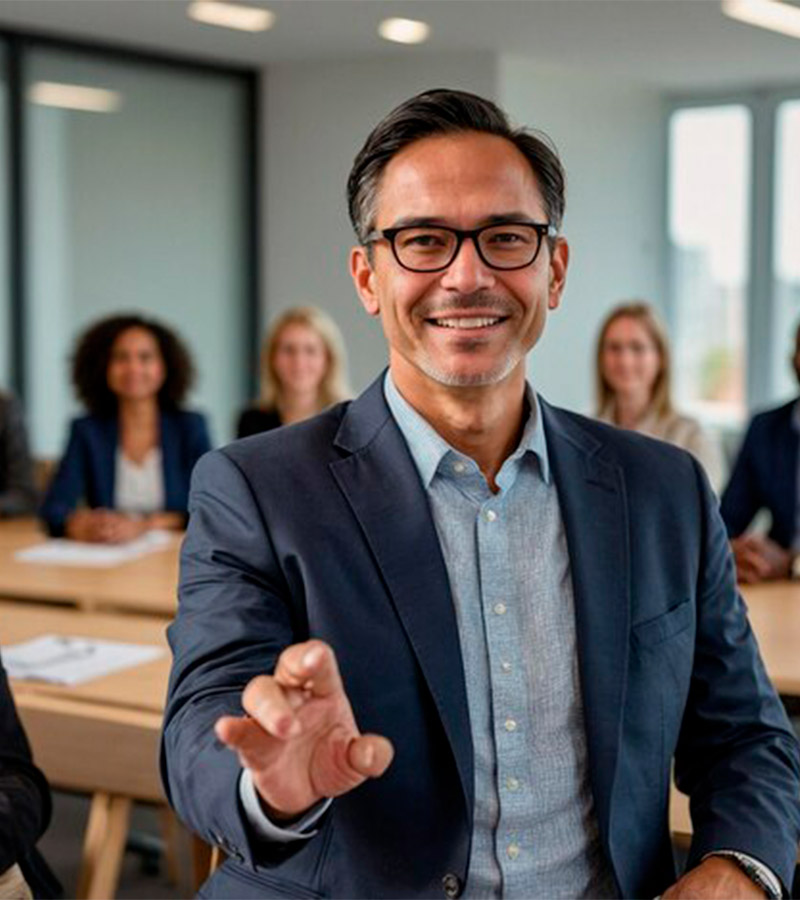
[2,634,165,686]
[14,529,174,567]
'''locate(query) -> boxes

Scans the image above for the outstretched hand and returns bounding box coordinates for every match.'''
[215,640,394,820]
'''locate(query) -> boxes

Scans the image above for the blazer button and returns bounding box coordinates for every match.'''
[442,873,462,899]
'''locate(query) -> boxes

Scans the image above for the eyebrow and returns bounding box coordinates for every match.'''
[387,212,540,229]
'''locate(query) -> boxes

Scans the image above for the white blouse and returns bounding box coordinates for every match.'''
[115,448,165,514]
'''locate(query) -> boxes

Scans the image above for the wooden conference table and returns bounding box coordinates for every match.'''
[0,518,179,616]
[3,599,170,899]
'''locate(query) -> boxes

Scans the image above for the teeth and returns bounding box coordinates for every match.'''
[434,317,501,329]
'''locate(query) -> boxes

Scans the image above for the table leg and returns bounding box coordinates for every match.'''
[76,793,132,900]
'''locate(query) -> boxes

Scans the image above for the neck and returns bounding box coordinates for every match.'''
[118,397,159,424]
[278,390,319,422]
[613,392,651,429]
[390,357,527,491]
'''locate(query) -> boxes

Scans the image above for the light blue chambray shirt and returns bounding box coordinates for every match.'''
[384,372,616,900]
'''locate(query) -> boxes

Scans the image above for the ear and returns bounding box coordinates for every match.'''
[547,237,569,311]
[350,246,380,317]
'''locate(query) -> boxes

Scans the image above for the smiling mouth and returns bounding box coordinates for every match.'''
[427,316,508,329]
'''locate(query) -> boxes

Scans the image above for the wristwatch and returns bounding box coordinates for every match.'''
[791,552,800,581]
[709,851,782,899]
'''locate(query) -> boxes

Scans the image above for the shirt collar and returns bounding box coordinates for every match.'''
[383,370,551,489]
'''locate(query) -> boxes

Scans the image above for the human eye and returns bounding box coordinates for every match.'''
[484,225,536,247]
[398,228,449,249]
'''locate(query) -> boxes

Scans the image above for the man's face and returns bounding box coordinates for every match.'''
[350,131,568,393]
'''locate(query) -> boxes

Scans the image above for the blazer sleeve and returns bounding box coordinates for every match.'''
[0,395,37,517]
[719,419,762,537]
[0,657,51,875]
[675,459,800,889]
[39,420,88,537]
[161,449,306,867]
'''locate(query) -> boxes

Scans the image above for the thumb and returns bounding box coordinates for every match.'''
[346,734,394,779]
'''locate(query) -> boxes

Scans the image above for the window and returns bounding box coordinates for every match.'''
[668,105,751,426]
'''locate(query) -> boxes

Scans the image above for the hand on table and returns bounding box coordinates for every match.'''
[65,509,148,544]
[730,534,791,584]
[215,640,394,820]
[662,857,766,898]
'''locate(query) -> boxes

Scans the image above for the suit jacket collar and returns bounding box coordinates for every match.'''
[333,377,630,855]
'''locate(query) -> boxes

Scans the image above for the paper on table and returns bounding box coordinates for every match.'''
[14,529,174,567]
[2,634,165,685]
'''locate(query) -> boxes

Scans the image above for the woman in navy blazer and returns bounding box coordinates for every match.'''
[41,314,211,540]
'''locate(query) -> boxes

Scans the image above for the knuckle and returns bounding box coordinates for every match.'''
[242,674,273,712]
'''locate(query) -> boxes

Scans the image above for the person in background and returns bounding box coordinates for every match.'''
[595,301,724,491]
[236,306,350,438]
[720,319,800,583]
[40,314,211,542]
[0,392,37,517]
[1,650,61,900]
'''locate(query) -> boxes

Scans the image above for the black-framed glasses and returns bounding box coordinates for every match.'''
[364,221,557,272]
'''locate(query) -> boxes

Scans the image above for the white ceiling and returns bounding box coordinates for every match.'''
[0,0,798,93]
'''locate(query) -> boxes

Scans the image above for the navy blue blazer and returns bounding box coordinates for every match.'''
[40,410,211,537]
[720,399,799,548]
[1,654,61,898]
[162,376,800,899]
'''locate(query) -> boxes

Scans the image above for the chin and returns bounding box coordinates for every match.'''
[419,353,520,388]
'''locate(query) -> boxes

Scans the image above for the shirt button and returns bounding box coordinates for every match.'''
[504,718,517,732]
[493,603,507,616]
[507,843,521,860]
[452,461,467,474]
[500,661,512,673]
[484,509,497,522]
[506,776,520,791]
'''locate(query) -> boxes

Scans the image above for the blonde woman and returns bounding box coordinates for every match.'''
[237,307,351,438]
[595,301,724,490]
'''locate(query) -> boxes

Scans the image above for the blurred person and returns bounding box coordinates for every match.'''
[236,306,350,438]
[0,392,37,517]
[595,301,724,490]
[40,314,211,542]
[721,319,800,583]
[1,650,60,899]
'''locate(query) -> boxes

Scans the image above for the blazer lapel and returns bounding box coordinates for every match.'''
[159,412,181,509]
[330,378,474,823]
[541,402,630,849]
[97,416,118,506]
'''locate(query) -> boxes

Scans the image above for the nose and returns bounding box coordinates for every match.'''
[438,236,496,294]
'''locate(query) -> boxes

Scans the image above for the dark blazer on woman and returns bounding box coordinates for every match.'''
[0,391,37,517]
[236,407,282,439]
[40,409,211,537]
[1,653,61,898]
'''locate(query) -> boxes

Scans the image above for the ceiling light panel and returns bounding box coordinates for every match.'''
[28,82,122,113]
[722,0,800,39]
[187,1,275,33]
[378,17,431,45]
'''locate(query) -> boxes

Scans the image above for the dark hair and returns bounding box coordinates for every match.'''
[72,314,195,416]
[347,88,566,245]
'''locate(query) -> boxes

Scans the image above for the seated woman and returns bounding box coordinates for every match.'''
[0,392,37,518]
[594,301,724,490]
[41,314,211,541]
[237,306,350,438]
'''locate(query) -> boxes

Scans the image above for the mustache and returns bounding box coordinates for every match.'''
[416,293,515,319]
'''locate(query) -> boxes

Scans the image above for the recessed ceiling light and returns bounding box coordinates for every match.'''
[722,0,800,40]
[378,17,431,45]
[187,1,275,33]
[28,82,122,113]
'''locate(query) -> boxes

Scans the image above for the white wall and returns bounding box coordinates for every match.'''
[499,56,666,415]
[261,53,497,393]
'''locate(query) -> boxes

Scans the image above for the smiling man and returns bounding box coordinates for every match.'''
[162,90,800,900]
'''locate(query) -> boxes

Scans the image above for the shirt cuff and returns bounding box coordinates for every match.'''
[703,850,784,898]
[238,769,332,843]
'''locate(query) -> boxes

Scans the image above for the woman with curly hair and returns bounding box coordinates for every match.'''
[40,314,211,541]
[237,306,350,438]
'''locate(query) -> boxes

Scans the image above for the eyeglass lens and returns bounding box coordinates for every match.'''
[392,224,542,271]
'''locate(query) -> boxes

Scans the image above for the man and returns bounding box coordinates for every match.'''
[162,90,800,899]
[721,322,800,583]
[1,652,60,900]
